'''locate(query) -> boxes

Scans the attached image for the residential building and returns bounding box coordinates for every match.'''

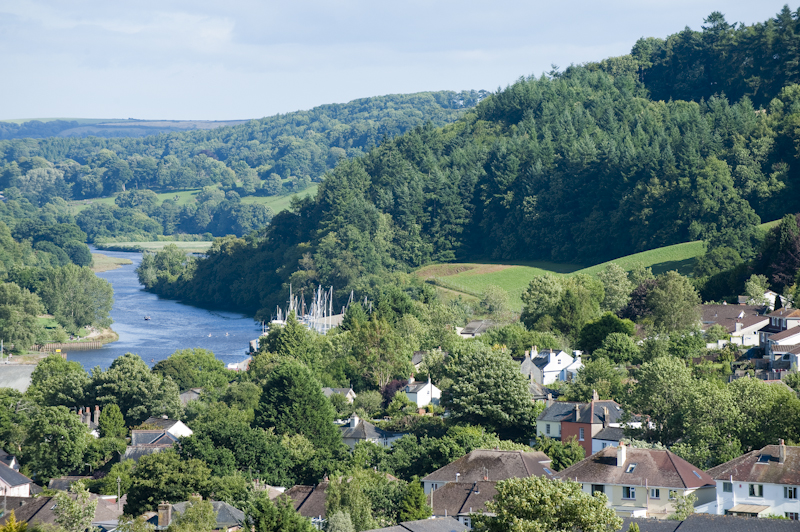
[555,443,716,519]
[520,348,580,385]
[0,460,33,497]
[339,415,405,450]
[404,376,441,408]
[535,397,625,457]
[421,449,554,495]
[365,517,469,532]
[759,309,800,353]
[592,426,625,455]
[701,304,768,347]
[123,430,179,462]
[623,513,800,531]
[150,499,246,531]
[0,450,19,471]
[179,387,204,406]
[321,387,357,403]
[426,480,497,527]
[700,441,800,520]
[456,320,496,338]
[142,416,194,438]
[75,405,100,436]
[0,493,124,530]
[284,482,329,529]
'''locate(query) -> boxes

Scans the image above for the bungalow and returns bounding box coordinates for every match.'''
[404,376,441,408]
[555,443,716,519]
[421,449,554,495]
[701,304,768,347]
[700,440,800,520]
[339,415,405,450]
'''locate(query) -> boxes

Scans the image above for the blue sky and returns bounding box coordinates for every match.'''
[0,1,792,120]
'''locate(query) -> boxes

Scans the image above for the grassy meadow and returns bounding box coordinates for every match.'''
[94,241,214,253]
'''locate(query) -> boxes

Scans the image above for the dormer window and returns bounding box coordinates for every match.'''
[626,464,637,473]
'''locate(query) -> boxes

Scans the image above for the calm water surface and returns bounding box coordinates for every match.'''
[68,248,258,371]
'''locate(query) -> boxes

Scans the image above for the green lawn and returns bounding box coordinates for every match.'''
[241,184,319,212]
[95,241,214,253]
[416,240,708,311]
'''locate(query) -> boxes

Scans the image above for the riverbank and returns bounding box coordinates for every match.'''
[4,327,119,365]
[92,253,133,273]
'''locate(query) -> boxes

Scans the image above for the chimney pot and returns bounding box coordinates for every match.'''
[93,405,100,426]
[780,439,787,464]
[158,503,172,527]
[617,442,627,467]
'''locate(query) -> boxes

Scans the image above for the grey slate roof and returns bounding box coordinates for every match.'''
[0,493,124,528]
[460,320,496,336]
[706,444,800,485]
[340,419,401,441]
[422,450,553,483]
[676,513,800,531]
[620,517,682,532]
[322,387,354,398]
[405,380,431,394]
[556,446,716,489]
[130,430,178,446]
[283,482,329,519]
[428,481,497,517]
[366,517,469,532]
[179,388,203,406]
[172,500,245,528]
[122,445,169,462]
[0,460,32,487]
[0,450,18,470]
[48,476,91,491]
[537,400,623,424]
[593,427,625,442]
[142,417,182,430]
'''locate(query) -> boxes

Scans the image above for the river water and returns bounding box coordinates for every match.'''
[66,248,259,371]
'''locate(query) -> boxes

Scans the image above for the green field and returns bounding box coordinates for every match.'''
[416,240,709,311]
[68,185,319,216]
[95,241,214,253]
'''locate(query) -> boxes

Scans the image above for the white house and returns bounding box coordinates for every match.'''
[322,387,357,404]
[700,441,800,520]
[339,415,405,450]
[701,304,769,347]
[520,348,578,385]
[404,376,441,408]
[143,416,194,438]
[0,460,32,497]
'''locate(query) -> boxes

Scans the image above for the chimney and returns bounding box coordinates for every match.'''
[617,442,627,467]
[93,405,100,426]
[574,404,580,422]
[735,322,742,332]
[408,375,415,384]
[83,407,91,427]
[546,393,553,407]
[780,439,787,464]
[456,473,460,482]
[592,389,599,402]
[602,407,609,428]
[525,350,530,358]
[350,414,359,428]
[158,502,172,527]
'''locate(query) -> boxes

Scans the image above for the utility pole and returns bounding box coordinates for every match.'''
[117,477,121,511]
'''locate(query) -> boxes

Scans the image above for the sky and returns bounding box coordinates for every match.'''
[0,0,793,121]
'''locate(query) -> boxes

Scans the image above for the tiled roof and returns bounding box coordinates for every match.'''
[0,460,31,487]
[366,517,470,532]
[706,444,800,485]
[428,481,497,517]
[322,387,354,398]
[130,430,178,446]
[172,500,245,528]
[122,445,168,462]
[340,418,402,441]
[422,450,553,483]
[555,446,715,489]
[701,304,766,333]
[537,400,623,424]
[47,476,91,491]
[142,417,181,430]
[675,513,800,531]
[768,328,800,342]
[0,493,124,528]
[283,482,328,519]
[768,309,800,318]
[620,517,681,532]
[593,427,625,442]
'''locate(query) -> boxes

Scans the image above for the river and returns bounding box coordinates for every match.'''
[66,248,259,371]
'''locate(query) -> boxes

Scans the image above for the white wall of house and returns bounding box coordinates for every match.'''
[166,421,194,439]
[592,439,620,455]
[702,480,800,518]
[0,481,30,497]
[406,381,441,408]
[540,351,574,385]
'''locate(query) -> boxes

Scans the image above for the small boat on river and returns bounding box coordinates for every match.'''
[144,316,151,320]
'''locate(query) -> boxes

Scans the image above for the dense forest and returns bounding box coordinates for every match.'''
[135,7,800,317]
[0,91,485,240]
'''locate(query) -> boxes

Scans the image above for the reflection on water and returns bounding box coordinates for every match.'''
[67,248,258,371]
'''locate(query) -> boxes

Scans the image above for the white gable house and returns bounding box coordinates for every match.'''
[404,376,441,408]
[522,348,577,385]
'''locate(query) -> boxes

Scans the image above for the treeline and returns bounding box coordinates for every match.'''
[0,91,485,201]
[137,6,800,316]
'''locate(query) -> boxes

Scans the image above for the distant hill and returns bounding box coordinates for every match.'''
[0,118,250,140]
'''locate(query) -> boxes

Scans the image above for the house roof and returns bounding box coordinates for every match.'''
[701,304,766,332]
[620,518,681,532]
[130,430,178,446]
[706,444,800,485]
[122,445,168,462]
[0,450,17,470]
[142,417,183,430]
[340,418,401,441]
[531,349,571,370]
[47,476,91,491]
[422,450,553,483]
[673,513,800,531]
[283,482,328,519]
[460,320,496,336]
[179,388,203,405]
[172,500,245,528]
[406,380,436,394]
[537,400,623,424]
[768,309,800,318]
[768,328,800,342]
[555,446,715,489]
[428,481,497,517]
[527,381,561,401]
[0,460,32,487]
[0,493,124,528]
[366,517,470,532]
[412,352,425,366]
[322,387,355,398]
[593,427,625,442]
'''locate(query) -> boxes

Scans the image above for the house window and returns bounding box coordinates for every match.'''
[626,463,636,473]
[723,482,732,493]
[787,513,799,521]
[749,484,763,497]
[623,487,636,499]
[546,424,551,435]
[650,489,660,499]
[463,517,471,527]
[579,428,585,441]
[591,484,605,495]
[668,490,678,500]
[786,487,798,499]
[602,442,608,449]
